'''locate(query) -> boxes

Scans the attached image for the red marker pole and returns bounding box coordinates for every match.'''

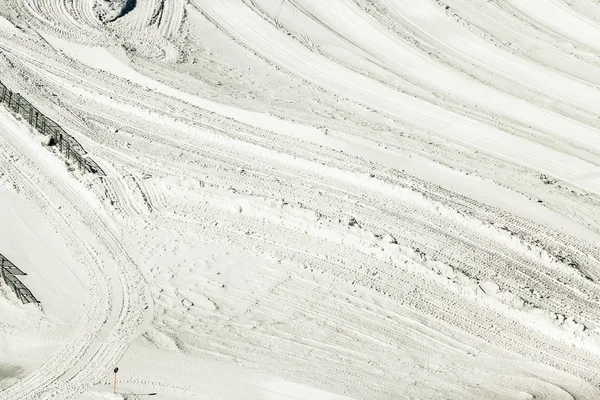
[113,367,119,393]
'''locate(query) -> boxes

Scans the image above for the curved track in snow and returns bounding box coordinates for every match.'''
[1,0,600,399]
[0,76,151,399]
[192,0,600,193]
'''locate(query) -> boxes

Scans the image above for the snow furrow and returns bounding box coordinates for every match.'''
[0,108,150,398]
[192,0,600,194]
[2,1,600,397]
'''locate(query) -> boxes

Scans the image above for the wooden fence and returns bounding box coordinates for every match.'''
[0,80,105,176]
[0,253,38,304]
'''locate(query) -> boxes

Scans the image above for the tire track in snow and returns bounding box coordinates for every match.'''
[192,0,600,195]
[249,0,600,164]
[438,0,600,80]
[150,197,600,397]
[7,0,179,61]
[2,7,600,395]
[11,34,600,343]
[504,0,600,53]
[6,21,600,323]
[361,0,600,120]
[0,107,151,398]
[6,28,599,259]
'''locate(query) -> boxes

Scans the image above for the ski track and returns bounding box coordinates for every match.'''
[1,0,600,398]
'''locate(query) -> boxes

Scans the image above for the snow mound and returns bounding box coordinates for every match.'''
[93,0,135,23]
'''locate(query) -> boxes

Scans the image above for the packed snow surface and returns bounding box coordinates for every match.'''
[1,0,600,399]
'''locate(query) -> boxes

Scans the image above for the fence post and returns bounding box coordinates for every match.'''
[13,93,20,112]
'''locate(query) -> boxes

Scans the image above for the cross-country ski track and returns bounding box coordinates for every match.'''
[1,0,600,399]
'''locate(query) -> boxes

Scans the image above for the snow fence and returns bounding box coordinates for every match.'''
[0,253,38,304]
[0,80,105,176]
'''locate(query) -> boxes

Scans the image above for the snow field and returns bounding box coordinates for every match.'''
[1,0,600,399]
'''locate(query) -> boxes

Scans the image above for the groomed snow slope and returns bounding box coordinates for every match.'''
[1,1,600,399]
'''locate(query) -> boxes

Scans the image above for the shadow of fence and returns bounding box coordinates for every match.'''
[0,80,105,176]
[0,253,38,304]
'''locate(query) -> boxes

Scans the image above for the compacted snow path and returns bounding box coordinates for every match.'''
[1,1,600,399]
[194,0,600,194]
[0,112,151,398]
